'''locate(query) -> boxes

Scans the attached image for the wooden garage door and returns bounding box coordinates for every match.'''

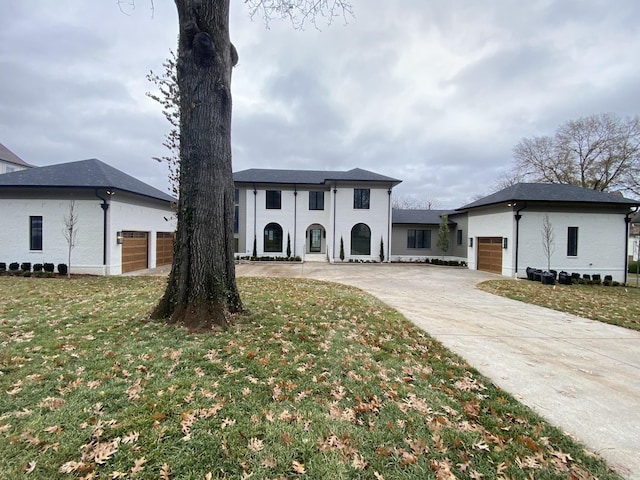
[156,232,174,267]
[477,237,503,274]
[122,231,148,273]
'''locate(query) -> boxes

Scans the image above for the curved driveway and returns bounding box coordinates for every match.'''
[236,262,640,479]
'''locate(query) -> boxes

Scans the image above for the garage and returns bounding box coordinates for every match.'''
[477,237,503,274]
[156,232,174,267]
[122,231,148,273]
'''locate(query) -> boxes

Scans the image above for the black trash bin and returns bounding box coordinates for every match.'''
[533,269,543,282]
[526,267,535,280]
[541,271,555,285]
[558,271,572,285]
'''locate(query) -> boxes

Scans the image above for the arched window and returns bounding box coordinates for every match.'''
[350,223,371,255]
[264,223,283,253]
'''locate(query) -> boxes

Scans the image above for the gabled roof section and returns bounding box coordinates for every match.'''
[458,183,640,210]
[0,158,175,203]
[0,143,35,168]
[233,168,401,186]
[392,209,455,225]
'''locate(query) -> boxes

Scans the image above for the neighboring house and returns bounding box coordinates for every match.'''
[457,183,640,283]
[0,159,176,275]
[629,212,640,262]
[0,142,35,174]
[233,168,401,262]
[390,209,468,262]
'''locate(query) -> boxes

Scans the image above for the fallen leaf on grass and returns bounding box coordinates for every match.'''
[292,461,306,474]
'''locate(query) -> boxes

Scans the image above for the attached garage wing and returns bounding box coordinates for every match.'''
[477,237,503,274]
[122,231,148,273]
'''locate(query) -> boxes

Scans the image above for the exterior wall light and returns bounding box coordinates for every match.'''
[116,231,123,245]
[503,238,508,249]
[469,237,473,248]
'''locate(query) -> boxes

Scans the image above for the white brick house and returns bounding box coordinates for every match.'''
[0,142,34,174]
[233,168,401,262]
[0,159,176,275]
[457,183,639,283]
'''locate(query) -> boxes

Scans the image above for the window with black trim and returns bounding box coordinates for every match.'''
[567,227,578,256]
[353,189,370,209]
[30,216,43,250]
[264,223,283,252]
[266,190,281,209]
[350,223,371,255]
[457,229,463,245]
[407,229,431,249]
[309,191,324,210]
[234,189,240,234]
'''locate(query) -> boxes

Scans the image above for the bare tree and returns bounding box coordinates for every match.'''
[151,0,353,329]
[541,213,555,271]
[63,200,79,279]
[392,195,439,210]
[147,52,179,199]
[509,113,640,197]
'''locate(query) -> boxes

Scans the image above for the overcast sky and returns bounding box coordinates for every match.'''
[1,1,639,208]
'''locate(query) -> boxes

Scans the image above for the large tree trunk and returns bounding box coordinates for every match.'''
[152,0,243,329]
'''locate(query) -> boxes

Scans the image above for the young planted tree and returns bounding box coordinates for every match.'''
[541,213,555,271]
[379,237,384,262]
[437,214,449,260]
[151,1,353,329]
[286,232,291,259]
[62,200,79,279]
[339,236,345,262]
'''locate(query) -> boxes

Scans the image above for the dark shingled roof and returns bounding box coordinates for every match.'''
[0,142,35,168]
[392,209,455,225]
[233,168,401,186]
[0,158,175,203]
[458,183,640,210]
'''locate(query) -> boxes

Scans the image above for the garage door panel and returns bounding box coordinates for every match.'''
[477,237,502,274]
[156,232,174,267]
[122,231,148,273]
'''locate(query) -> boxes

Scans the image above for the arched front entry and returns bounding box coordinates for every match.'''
[306,224,326,254]
[351,223,371,255]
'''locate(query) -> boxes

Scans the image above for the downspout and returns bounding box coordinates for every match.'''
[387,186,392,262]
[624,207,638,285]
[333,183,337,262]
[95,189,110,275]
[253,185,257,255]
[293,186,298,258]
[514,202,527,277]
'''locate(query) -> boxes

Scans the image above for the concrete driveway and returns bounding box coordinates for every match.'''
[236,262,640,479]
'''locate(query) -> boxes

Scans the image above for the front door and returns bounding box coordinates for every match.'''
[310,228,322,253]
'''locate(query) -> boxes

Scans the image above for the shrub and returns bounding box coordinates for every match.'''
[57,263,68,275]
[629,261,639,274]
[0,262,5,272]
[9,262,20,271]
[43,263,55,273]
[21,262,31,272]
[33,263,43,272]
[592,274,601,285]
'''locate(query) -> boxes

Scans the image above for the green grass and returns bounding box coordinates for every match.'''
[477,280,640,331]
[0,276,623,479]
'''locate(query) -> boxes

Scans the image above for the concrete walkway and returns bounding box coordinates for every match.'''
[234,262,640,479]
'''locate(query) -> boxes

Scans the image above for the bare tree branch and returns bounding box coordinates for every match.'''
[245,0,354,29]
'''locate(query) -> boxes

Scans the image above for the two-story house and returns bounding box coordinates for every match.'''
[233,168,401,262]
[0,142,35,174]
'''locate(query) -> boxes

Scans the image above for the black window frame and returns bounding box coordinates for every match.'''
[457,229,463,245]
[264,223,283,253]
[353,188,370,209]
[309,191,325,210]
[350,223,371,255]
[407,229,431,249]
[30,216,43,251]
[265,190,281,210]
[567,226,578,256]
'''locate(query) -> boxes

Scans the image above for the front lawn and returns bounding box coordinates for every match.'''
[477,280,640,331]
[0,276,622,479]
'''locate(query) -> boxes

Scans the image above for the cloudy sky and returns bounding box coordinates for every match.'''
[1,1,639,208]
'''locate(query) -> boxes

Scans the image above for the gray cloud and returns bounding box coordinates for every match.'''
[1,0,639,206]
